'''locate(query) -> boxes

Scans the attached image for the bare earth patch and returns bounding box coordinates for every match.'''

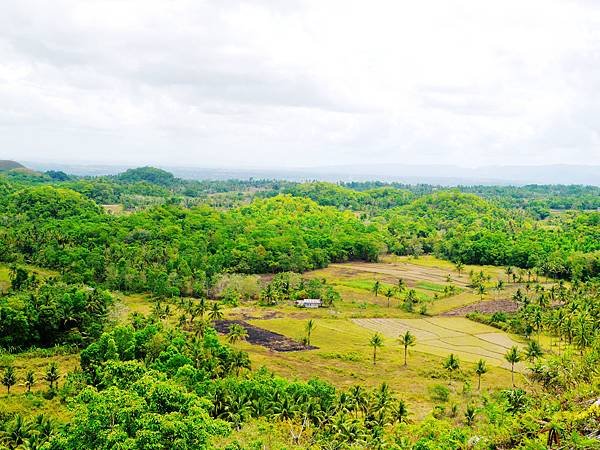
[214,320,317,352]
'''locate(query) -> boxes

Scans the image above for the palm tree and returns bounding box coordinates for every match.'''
[474,359,488,391]
[397,278,406,293]
[391,399,410,424]
[464,404,477,426]
[369,333,384,365]
[25,370,35,393]
[525,340,543,362]
[443,353,460,380]
[372,281,381,297]
[2,366,17,394]
[573,314,592,356]
[476,284,486,300]
[504,346,521,387]
[505,266,513,283]
[398,331,416,366]
[495,280,504,299]
[208,302,224,323]
[44,362,60,390]
[384,288,394,308]
[305,319,316,346]
[227,323,248,345]
[455,261,464,277]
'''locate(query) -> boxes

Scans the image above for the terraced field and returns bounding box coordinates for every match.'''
[352,317,526,370]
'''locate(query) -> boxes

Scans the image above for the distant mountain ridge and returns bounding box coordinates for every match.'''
[22,161,600,186]
[0,160,26,171]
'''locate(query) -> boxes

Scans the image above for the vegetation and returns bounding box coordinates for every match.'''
[1,166,599,448]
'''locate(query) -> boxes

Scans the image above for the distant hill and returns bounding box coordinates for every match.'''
[0,160,26,171]
[22,161,600,186]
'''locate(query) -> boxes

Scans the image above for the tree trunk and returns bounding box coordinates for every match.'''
[404,347,408,366]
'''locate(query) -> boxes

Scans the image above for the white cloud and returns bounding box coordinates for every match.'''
[0,0,599,168]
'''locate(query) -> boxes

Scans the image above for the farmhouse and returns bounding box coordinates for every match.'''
[295,298,322,308]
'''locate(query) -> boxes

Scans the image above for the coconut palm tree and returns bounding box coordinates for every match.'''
[455,261,464,277]
[384,288,394,308]
[398,331,416,366]
[505,346,522,387]
[369,333,384,365]
[443,354,460,380]
[525,340,543,363]
[227,323,248,345]
[372,281,381,297]
[474,359,488,391]
[208,302,224,323]
[25,370,35,393]
[464,404,477,426]
[505,266,514,283]
[476,284,486,300]
[44,363,60,390]
[305,319,316,346]
[2,365,17,394]
[391,399,410,424]
[397,278,406,293]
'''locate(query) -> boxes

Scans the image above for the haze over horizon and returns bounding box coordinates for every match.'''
[2,1,600,168]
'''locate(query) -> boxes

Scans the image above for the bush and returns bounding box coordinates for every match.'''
[429,384,450,402]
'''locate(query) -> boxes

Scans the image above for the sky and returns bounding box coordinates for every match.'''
[1,0,600,169]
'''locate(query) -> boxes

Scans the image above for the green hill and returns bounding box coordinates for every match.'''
[0,160,26,171]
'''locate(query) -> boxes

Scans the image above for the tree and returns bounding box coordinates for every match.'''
[524,340,543,362]
[476,284,486,300]
[208,302,224,323]
[305,319,316,346]
[25,370,35,393]
[495,280,504,299]
[398,331,416,366]
[464,404,477,426]
[369,333,384,365]
[397,278,406,293]
[372,281,381,297]
[474,359,488,391]
[443,354,460,379]
[2,365,17,394]
[505,266,514,283]
[227,323,248,345]
[44,362,60,390]
[392,399,410,424]
[505,346,521,387]
[384,288,394,308]
[455,261,464,277]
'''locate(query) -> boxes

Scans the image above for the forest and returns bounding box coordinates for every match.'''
[0,165,599,449]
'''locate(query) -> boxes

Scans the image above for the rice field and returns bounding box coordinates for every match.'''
[352,317,526,370]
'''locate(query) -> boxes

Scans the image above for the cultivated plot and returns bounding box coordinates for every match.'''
[352,317,526,370]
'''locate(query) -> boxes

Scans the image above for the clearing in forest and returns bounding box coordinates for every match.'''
[352,317,525,370]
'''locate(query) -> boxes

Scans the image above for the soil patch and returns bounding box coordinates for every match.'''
[215,320,317,352]
[442,300,519,316]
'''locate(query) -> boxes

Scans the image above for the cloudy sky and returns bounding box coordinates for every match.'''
[1,0,600,168]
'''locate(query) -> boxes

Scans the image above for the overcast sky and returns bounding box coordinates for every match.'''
[1,0,600,168]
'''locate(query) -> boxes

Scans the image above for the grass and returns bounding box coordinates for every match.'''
[241,317,516,419]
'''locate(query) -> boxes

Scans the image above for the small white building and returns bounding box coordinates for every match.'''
[295,298,322,308]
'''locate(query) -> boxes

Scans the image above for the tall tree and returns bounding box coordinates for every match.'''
[505,346,522,387]
[2,366,17,394]
[443,354,460,380]
[398,331,416,366]
[474,359,488,391]
[372,281,381,297]
[44,362,60,390]
[384,288,394,308]
[369,333,384,365]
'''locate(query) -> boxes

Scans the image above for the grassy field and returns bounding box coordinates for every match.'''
[0,256,538,422]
